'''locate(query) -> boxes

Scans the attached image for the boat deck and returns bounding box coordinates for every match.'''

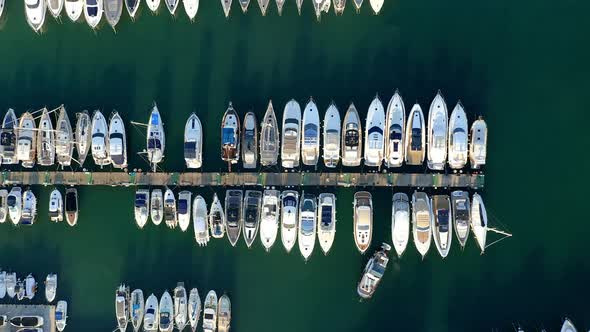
[0,304,56,332]
[0,171,484,188]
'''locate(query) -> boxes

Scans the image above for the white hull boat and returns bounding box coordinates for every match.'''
[241,112,258,169]
[322,103,341,168]
[221,103,240,165]
[84,0,103,29]
[188,288,201,331]
[17,112,36,168]
[451,190,470,248]
[353,191,372,254]
[165,0,179,14]
[7,187,22,225]
[104,0,123,28]
[317,193,336,255]
[385,91,405,167]
[37,108,55,167]
[281,100,301,169]
[130,289,144,332]
[159,291,174,332]
[173,283,188,331]
[184,113,203,169]
[259,101,280,167]
[177,191,192,232]
[221,0,232,17]
[147,103,165,171]
[109,112,127,169]
[209,193,225,239]
[217,294,231,332]
[91,110,110,167]
[0,271,4,299]
[25,274,37,299]
[193,195,209,246]
[296,0,302,14]
[115,284,130,332]
[163,188,177,228]
[49,189,63,222]
[280,190,298,253]
[427,91,448,170]
[5,272,17,298]
[21,190,37,226]
[432,195,452,258]
[56,300,68,331]
[0,109,18,165]
[301,99,320,166]
[45,274,57,302]
[341,104,362,166]
[65,0,84,21]
[471,193,487,253]
[55,106,74,167]
[238,0,249,12]
[353,0,362,12]
[225,189,243,247]
[146,0,159,12]
[134,189,150,229]
[75,111,91,166]
[275,0,284,15]
[25,0,46,32]
[150,189,163,226]
[125,0,139,19]
[202,291,217,332]
[369,0,383,14]
[243,190,262,248]
[412,191,432,258]
[364,96,385,167]
[561,318,577,332]
[0,189,7,223]
[333,0,345,14]
[448,102,468,169]
[391,193,409,257]
[405,104,426,165]
[470,117,487,169]
[298,193,317,261]
[182,0,198,19]
[143,294,159,331]
[257,0,269,15]
[260,189,280,251]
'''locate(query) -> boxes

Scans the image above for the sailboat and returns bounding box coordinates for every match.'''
[146,103,165,172]
[159,291,174,332]
[115,284,130,332]
[281,100,301,169]
[202,291,218,332]
[125,0,140,19]
[0,109,18,165]
[353,191,373,254]
[221,103,240,167]
[188,288,201,331]
[412,191,432,258]
[21,189,37,226]
[301,98,320,166]
[364,96,385,167]
[163,188,177,229]
[7,187,22,225]
[221,0,232,17]
[385,91,406,167]
[341,104,362,167]
[130,289,144,332]
[134,189,150,229]
[470,117,487,169]
[217,294,231,332]
[45,273,57,302]
[333,0,345,14]
[323,103,341,168]
[65,188,78,226]
[37,108,55,166]
[259,101,280,167]
[165,0,179,15]
[150,189,163,226]
[109,112,127,169]
[49,189,63,222]
[298,193,317,261]
[451,190,470,248]
[225,189,243,247]
[209,193,226,239]
[280,190,298,253]
[55,106,74,167]
[143,294,159,331]
[184,113,203,169]
[75,111,91,166]
[391,193,410,257]
[258,0,269,15]
[238,0,249,12]
[25,0,46,32]
[405,104,426,165]
[369,0,383,14]
[91,110,110,167]
[17,112,36,168]
[65,0,84,21]
[193,195,209,246]
[275,0,285,15]
[242,190,262,248]
[173,283,188,331]
[259,189,280,251]
[145,0,159,12]
[83,0,103,29]
[317,193,336,255]
[448,102,469,169]
[427,91,448,170]
[0,189,7,223]
[104,0,123,29]
[431,195,452,258]
[178,190,192,232]
[241,112,258,169]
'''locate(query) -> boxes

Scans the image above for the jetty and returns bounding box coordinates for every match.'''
[1,171,484,189]
[0,304,56,332]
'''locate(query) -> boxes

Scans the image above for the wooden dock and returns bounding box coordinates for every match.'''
[0,304,56,332]
[1,171,484,188]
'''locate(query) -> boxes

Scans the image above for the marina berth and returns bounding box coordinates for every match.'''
[238,0,250,13]
[259,101,280,167]
[281,99,302,169]
[298,192,317,261]
[221,103,240,166]
[385,91,406,168]
[225,189,244,247]
[202,290,218,332]
[221,0,232,17]
[125,0,139,19]
[431,195,452,258]
[322,103,341,168]
[193,195,210,246]
[317,193,336,255]
[1,109,18,165]
[177,190,192,232]
[470,193,487,253]
[353,191,372,254]
[109,111,128,169]
[150,189,163,226]
[163,188,177,228]
[104,0,123,29]
[448,102,469,169]
[75,111,91,166]
[21,189,37,225]
[427,91,449,170]
[134,189,150,228]
[341,104,363,167]
[17,112,37,168]
[469,117,487,169]
[115,284,130,332]
[301,98,320,166]
[184,113,203,169]
[65,188,78,226]
[165,0,179,15]
[49,189,64,222]
[333,0,345,14]
[130,289,144,332]
[209,193,226,238]
[37,108,55,167]
[91,110,110,168]
[24,0,46,32]
[0,189,7,223]
[159,290,174,332]
[405,103,426,165]
[242,190,262,248]
[173,283,188,331]
[357,243,390,299]
[280,190,299,253]
[48,0,64,17]
[65,0,84,21]
[83,0,103,29]
[257,0,269,16]
[55,106,74,167]
[188,288,201,331]
[364,96,385,167]
[145,0,159,12]
[412,191,432,258]
[391,193,409,257]
[143,293,159,331]
[369,0,383,14]
[217,294,231,332]
[241,112,258,169]
[259,189,280,251]
[146,103,166,171]
[451,190,470,248]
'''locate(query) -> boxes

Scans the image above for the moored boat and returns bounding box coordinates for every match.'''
[364,96,385,167]
[259,189,280,251]
[91,110,110,167]
[65,0,84,21]
[357,243,391,299]
[217,294,231,332]
[202,291,218,332]
[323,103,341,168]
[109,111,127,169]
[221,0,231,17]
[431,195,452,258]
[448,102,468,169]
[55,300,68,332]
[134,189,150,229]
[301,98,320,166]
[317,193,336,255]
[193,195,209,246]
[115,284,130,332]
[412,191,432,258]
[84,0,103,29]
[257,0,269,15]
[281,100,301,169]
[471,193,487,253]
[150,189,163,226]
[391,193,410,257]
[184,113,203,169]
[341,104,362,167]
[241,112,257,169]
[427,91,448,170]
[49,189,63,222]
[75,111,91,166]
[146,103,165,171]
[188,288,201,331]
[159,291,174,332]
[17,112,37,168]
[451,191,470,248]
[221,103,240,166]
[173,283,188,331]
[104,0,123,28]
[178,190,192,232]
[143,294,159,331]
[405,104,426,165]
[55,106,74,167]
[0,109,18,165]
[25,274,37,300]
[298,192,317,261]
[280,190,298,253]
[44,274,57,303]
[7,187,22,225]
[65,188,78,226]
[37,108,55,167]
[209,193,226,239]
[353,191,372,254]
[225,189,243,247]
[163,188,177,229]
[259,101,280,167]
[130,289,144,332]
[242,190,262,248]
[25,0,46,32]
[385,91,406,167]
[21,189,37,226]
[470,117,487,169]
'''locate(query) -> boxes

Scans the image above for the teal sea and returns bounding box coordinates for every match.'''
[0,0,589,331]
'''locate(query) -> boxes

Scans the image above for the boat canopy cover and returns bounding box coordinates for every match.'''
[55,311,64,320]
[345,130,359,146]
[184,142,197,158]
[321,206,332,226]
[160,312,170,325]
[222,128,236,145]
[204,313,214,320]
[284,118,299,125]
[88,5,99,14]
[304,124,318,139]
[301,217,314,234]
[411,128,422,150]
[370,261,386,278]
[178,200,188,214]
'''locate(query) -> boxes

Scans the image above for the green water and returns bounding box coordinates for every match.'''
[1,0,589,331]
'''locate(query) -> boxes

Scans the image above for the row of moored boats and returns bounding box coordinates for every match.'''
[0,187,79,226]
[115,283,230,332]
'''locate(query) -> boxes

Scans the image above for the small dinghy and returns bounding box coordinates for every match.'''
[369,0,383,14]
[0,189,7,224]
[221,103,240,167]
[25,0,46,32]
[21,190,37,226]
[37,108,55,167]
[56,300,68,331]
[432,195,453,258]
[412,191,432,258]
[143,293,159,331]
[469,117,487,169]
[281,100,301,168]
[275,0,284,15]
[125,0,140,19]
[109,111,127,169]
[165,0,179,15]
[385,91,406,168]
[242,190,262,248]
[0,108,18,165]
[48,0,64,17]
[65,0,84,21]
[184,113,203,169]
[130,289,144,332]
[259,101,280,167]
[104,0,123,28]
[17,112,37,168]
[364,96,385,167]
[301,98,320,166]
[91,110,110,167]
[173,283,188,331]
[317,193,336,255]
[209,193,225,239]
[217,294,231,332]
[238,0,249,12]
[333,0,345,14]
[7,187,22,225]
[241,112,258,169]
[257,0,269,15]
[159,291,174,332]
[44,274,57,302]
[221,0,232,17]
[391,193,410,257]
[55,106,74,167]
[65,188,78,227]
[145,0,159,13]
[427,91,448,170]
[0,271,6,298]
[298,193,317,261]
[353,0,363,12]
[115,284,130,332]
[134,189,150,229]
[193,195,209,246]
[25,274,37,300]
[322,103,341,168]
[5,272,17,298]
[405,104,426,165]
[49,189,63,222]
[451,190,470,248]
[259,189,280,251]
[177,190,192,232]
[202,291,218,332]
[225,189,243,247]
[353,191,372,254]
[163,188,177,229]
[75,111,91,166]
[146,103,166,171]
[341,104,362,167]
[280,190,298,253]
[188,288,201,331]
[183,0,198,20]
[84,0,103,29]
[150,189,163,226]
[448,102,468,169]
[470,193,488,254]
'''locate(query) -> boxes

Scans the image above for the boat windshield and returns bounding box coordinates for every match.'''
[55,312,64,320]
[0,132,15,146]
[7,195,16,206]
[390,124,402,140]
[301,217,314,234]
[437,209,449,231]
[160,313,170,325]
[284,118,299,126]
[184,142,197,158]
[147,138,161,150]
[222,128,235,145]
[411,128,422,150]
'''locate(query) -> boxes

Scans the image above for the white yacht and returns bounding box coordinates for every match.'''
[317,193,336,255]
[55,106,74,167]
[412,191,432,258]
[259,101,280,167]
[242,190,262,248]
[49,189,63,222]
[369,0,382,14]
[259,189,280,251]
[391,193,409,257]
[104,0,123,28]
[322,103,341,168]
[143,294,159,332]
[471,193,488,253]
[209,193,225,239]
[298,193,316,261]
[150,189,163,226]
[9,315,43,328]
[75,111,91,166]
[221,103,240,166]
[55,300,68,332]
[134,189,150,229]
[125,0,139,19]
[353,0,362,12]
[257,0,269,15]
[364,96,385,167]
[427,91,448,170]
[217,294,231,332]
[448,102,468,169]
[296,0,303,14]
[91,110,110,167]
[560,318,577,332]
[159,291,174,332]
[241,112,258,169]
[115,284,130,332]
[17,112,36,168]
[25,0,46,32]
[25,274,37,299]
[173,283,188,331]
[21,190,37,226]
[0,109,18,165]
[184,113,203,169]
[65,188,78,226]
[5,272,16,298]
[44,273,57,302]
[7,187,22,225]
[146,0,159,12]
[0,189,7,223]
[221,0,231,17]
[470,117,487,169]
[385,91,406,167]
[147,103,165,171]
[15,280,24,300]
[301,99,320,166]
[202,290,217,332]
[312,0,321,20]
[65,0,84,21]
[238,0,249,12]
[353,191,372,254]
[451,190,470,248]
[0,271,5,298]
[109,112,127,169]
[333,0,345,14]
[84,0,103,29]
[193,195,209,246]
[163,188,177,229]
[405,104,425,165]
[432,195,452,258]
[164,0,179,14]
[48,0,63,16]
[275,0,285,15]
[183,0,198,20]
[341,104,362,166]
[188,288,201,331]
[130,289,144,332]
[37,108,55,167]
[281,99,301,168]
[357,243,391,299]
[280,190,298,253]
[225,190,243,247]
[177,191,192,232]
